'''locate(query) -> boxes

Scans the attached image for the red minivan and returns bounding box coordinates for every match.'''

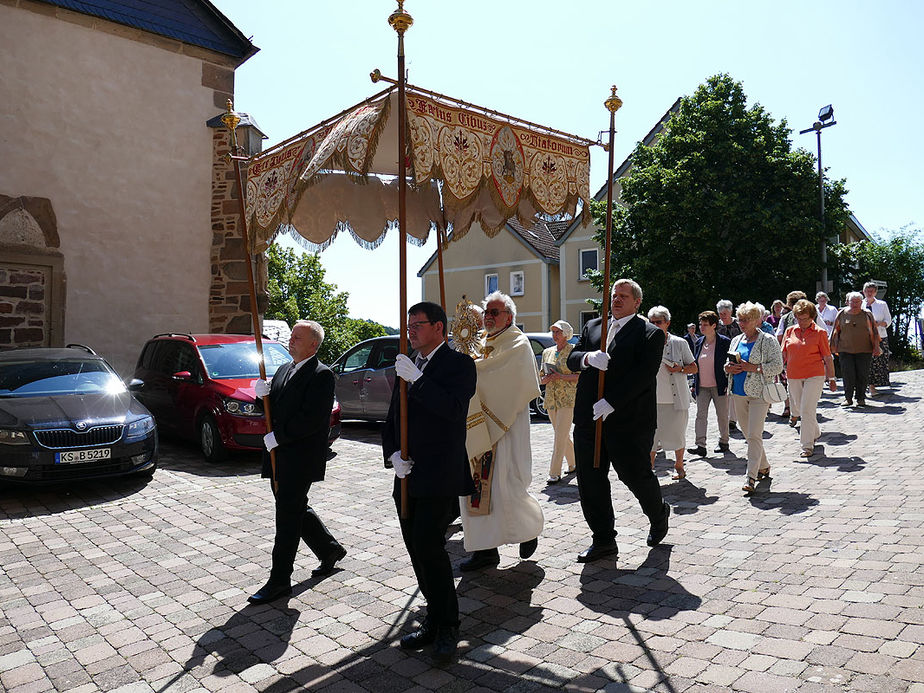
[133,334,341,462]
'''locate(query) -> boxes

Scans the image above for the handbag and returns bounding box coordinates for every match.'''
[757,336,787,403]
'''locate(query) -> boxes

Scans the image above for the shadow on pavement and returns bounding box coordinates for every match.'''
[156,438,262,478]
[797,454,867,473]
[818,431,858,447]
[748,490,819,515]
[664,478,719,515]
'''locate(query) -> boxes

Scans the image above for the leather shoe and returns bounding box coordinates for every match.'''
[247,579,291,604]
[687,445,707,457]
[728,420,738,431]
[431,626,459,664]
[459,549,500,571]
[519,537,538,559]
[312,545,347,577]
[647,502,670,547]
[576,541,619,563]
[714,442,730,453]
[400,621,435,650]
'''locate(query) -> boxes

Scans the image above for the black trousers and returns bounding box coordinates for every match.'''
[840,352,872,401]
[270,479,341,583]
[573,423,664,545]
[393,484,459,628]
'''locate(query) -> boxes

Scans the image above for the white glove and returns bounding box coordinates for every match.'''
[263,431,278,451]
[395,353,423,383]
[389,451,414,478]
[254,378,271,397]
[592,398,615,421]
[586,350,611,370]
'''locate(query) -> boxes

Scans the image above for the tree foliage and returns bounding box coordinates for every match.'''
[265,244,387,363]
[828,227,924,362]
[590,73,850,326]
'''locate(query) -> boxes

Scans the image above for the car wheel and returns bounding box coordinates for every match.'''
[532,393,549,419]
[199,415,228,463]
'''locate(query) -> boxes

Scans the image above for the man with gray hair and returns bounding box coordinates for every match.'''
[459,291,544,570]
[716,300,741,430]
[248,319,345,604]
[816,292,838,337]
[568,279,670,563]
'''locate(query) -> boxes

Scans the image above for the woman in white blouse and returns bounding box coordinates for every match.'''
[861,281,891,395]
[647,306,697,480]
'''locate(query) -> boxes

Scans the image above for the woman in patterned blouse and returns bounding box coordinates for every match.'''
[539,321,580,484]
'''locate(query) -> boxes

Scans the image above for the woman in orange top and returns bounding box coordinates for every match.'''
[782,299,836,457]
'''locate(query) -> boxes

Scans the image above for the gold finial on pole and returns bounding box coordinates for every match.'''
[388,0,413,34]
[220,99,242,158]
[604,85,623,114]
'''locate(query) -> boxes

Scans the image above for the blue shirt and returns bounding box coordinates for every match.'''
[731,340,756,396]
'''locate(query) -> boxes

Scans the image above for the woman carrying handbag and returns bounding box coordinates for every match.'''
[725,302,784,495]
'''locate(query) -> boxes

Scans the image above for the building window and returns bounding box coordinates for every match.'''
[510,271,525,296]
[484,273,498,296]
[579,248,598,281]
[580,310,598,329]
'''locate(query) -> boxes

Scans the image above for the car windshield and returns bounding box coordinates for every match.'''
[197,342,292,379]
[0,359,125,397]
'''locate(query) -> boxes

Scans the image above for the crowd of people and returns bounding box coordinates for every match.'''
[242,279,891,664]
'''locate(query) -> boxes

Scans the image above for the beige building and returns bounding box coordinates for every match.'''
[418,219,568,333]
[1,0,260,374]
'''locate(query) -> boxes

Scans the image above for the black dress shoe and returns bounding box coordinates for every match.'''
[728,421,738,431]
[646,502,670,547]
[312,545,347,577]
[431,626,459,664]
[687,445,707,457]
[400,621,435,650]
[714,442,730,453]
[247,580,292,604]
[459,549,500,571]
[519,537,538,559]
[576,541,619,563]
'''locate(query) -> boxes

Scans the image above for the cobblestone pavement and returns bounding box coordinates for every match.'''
[2,371,923,693]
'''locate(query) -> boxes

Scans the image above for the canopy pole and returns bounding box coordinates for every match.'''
[436,226,448,338]
[390,1,413,519]
[594,86,623,469]
[221,101,278,490]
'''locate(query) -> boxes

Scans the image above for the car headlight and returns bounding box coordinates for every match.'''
[0,429,29,445]
[223,398,262,416]
[125,416,156,441]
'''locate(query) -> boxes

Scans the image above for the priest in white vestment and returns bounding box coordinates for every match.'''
[460,292,544,571]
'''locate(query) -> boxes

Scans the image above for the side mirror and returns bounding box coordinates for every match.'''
[126,378,144,391]
[172,371,192,381]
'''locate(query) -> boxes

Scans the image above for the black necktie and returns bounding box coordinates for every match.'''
[416,356,428,370]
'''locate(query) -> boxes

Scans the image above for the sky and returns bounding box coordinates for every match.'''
[214,0,923,329]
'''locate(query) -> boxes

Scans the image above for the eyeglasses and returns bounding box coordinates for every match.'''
[484,308,509,318]
[650,319,666,325]
[407,321,434,332]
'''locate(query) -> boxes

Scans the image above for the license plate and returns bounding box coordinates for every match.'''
[56,448,112,464]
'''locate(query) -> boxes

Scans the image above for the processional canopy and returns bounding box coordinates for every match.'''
[244,85,593,253]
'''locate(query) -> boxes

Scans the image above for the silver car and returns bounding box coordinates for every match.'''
[331,336,415,421]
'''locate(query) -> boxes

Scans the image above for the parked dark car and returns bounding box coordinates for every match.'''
[132,333,341,463]
[331,332,564,421]
[0,345,157,484]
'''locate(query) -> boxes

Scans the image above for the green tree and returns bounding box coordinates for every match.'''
[828,227,924,362]
[265,244,386,363]
[589,74,850,326]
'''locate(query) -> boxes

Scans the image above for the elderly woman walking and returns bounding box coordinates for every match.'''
[688,310,731,458]
[830,291,881,406]
[648,306,697,479]
[725,302,784,494]
[782,300,836,457]
[540,320,579,484]
[861,281,892,395]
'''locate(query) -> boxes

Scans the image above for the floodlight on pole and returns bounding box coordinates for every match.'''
[799,104,837,292]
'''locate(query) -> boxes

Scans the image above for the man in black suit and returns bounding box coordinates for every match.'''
[383,301,476,664]
[567,279,670,563]
[248,320,345,604]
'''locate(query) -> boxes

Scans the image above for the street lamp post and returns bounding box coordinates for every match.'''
[800,104,836,292]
